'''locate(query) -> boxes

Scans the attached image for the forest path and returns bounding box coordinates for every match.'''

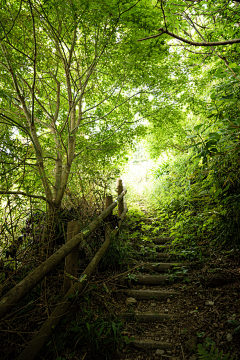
[110,214,240,360]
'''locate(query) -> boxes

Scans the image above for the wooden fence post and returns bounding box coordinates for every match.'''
[105,195,113,237]
[105,195,113,212]
[117,179,124,217]
[63,221,80,296]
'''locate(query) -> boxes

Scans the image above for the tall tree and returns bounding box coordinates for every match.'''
[0,0,168,253]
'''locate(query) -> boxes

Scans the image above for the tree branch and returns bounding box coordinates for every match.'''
[0,0,23,41]
[0,191,48,202]
[0,113,30,135]
[138,28,240,46]
[28,0,37,126]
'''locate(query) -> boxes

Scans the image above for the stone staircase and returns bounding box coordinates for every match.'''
[114,235,187,359]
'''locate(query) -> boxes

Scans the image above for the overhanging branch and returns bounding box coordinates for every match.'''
[138,28,240,46]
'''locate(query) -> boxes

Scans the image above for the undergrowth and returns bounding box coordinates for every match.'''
[146,150,240,260]
[99,233,132,271]
[46,294,125,360]
[197,338,237,360]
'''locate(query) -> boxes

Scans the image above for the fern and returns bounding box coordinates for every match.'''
[197,343,234,360]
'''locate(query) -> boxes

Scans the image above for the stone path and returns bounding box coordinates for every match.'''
[114,235,187,359]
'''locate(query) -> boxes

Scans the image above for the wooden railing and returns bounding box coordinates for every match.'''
[0,179,127,360]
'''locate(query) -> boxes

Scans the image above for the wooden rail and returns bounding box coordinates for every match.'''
[0,179,127,320]
[16,179,127,360]
[62,220,81,296]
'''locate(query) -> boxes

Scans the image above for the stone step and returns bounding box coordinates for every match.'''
[118,274,176,285]
[121,311,173,322]
[131,339,173,350]
[114,289,179,300]
[153,252,181,260]
[152,236,173,244]
[139,252,176,260]
[131,274,180,285]
[145,262,185,272]
[140,243,171,251]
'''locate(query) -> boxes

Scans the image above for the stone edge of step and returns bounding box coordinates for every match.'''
[130,339,173,350]
[118,274,183,285]
[121,312,174,321]
[113,289,179,300]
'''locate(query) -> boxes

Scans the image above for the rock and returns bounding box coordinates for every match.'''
[202,265,208,273]
[185,336,197,351]
[151,302,157,307]
[164,309,169,313]
[167,298,170,303]
[155,349,165,355]
[205,301,214,306]
[226,333,233,341]
[189,356,197,360]
[126,297,137,305]
[166,350,172,354]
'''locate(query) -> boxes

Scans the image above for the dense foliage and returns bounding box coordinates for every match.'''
[137,0,240,251]
[1,2,240,359]
[0,0,239,256]
[0,0,171,255]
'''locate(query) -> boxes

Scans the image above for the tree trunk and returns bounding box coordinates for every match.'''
[41,204,61,257]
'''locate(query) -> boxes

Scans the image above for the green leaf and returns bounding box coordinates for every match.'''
[186,135,197,139]
[234,325,240,333]
[227,319,239,326]
[194,124,204,131]
[208,132,221,141]
[123,336,130,344]
[68,294,75,299]
[98,324,105,336]
[112,322,117,339]
[220,95,234,100]
[228,63,237,69]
